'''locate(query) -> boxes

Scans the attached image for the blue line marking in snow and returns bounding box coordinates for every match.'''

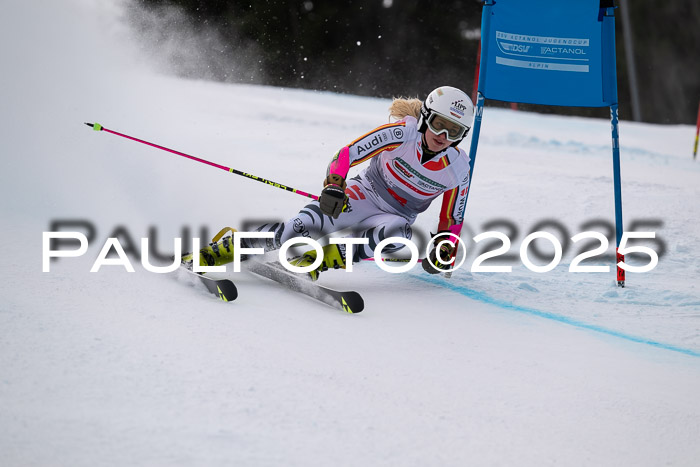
[414,274,700,358]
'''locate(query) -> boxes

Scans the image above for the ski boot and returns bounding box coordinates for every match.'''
[182,227,238,270]
[288,244,346,281]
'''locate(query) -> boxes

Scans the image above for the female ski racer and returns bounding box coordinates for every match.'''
[184,86,475,279]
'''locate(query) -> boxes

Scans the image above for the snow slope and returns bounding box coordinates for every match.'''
[2,1,700,466]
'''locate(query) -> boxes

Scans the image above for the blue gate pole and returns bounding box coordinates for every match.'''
[458,0,493,221]
[443,92,484,279]
[610,104,625,287]
[463,92,485,212]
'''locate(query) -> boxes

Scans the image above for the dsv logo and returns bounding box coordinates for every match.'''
[502,43,531,53]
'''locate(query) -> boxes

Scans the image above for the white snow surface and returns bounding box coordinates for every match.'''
[2,1,700,466]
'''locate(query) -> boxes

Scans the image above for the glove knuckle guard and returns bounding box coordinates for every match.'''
[319,175,348,219]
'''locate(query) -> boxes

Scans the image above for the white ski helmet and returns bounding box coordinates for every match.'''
[418,86,474,146]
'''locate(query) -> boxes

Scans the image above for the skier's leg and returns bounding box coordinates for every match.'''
[241,175,389,249]
[240,200,362,251]
[285,212,413,280]
[283,177,414,280]
[183,197,365,269]
[348,214,413,262]
[183,177,406,272]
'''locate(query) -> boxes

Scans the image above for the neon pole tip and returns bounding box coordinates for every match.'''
[84,122,102,131]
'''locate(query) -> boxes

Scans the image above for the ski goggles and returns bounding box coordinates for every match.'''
[426,113,470,142]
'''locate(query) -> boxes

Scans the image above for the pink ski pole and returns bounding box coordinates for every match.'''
[85,122,319,201]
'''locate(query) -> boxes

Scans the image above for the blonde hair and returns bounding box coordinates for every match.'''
[388,97,422,121]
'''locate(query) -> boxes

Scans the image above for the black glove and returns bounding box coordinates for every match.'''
[422,240,455,274]
[319,174,348,219]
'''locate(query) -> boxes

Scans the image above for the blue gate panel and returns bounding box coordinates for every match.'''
[479,0,616,107]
